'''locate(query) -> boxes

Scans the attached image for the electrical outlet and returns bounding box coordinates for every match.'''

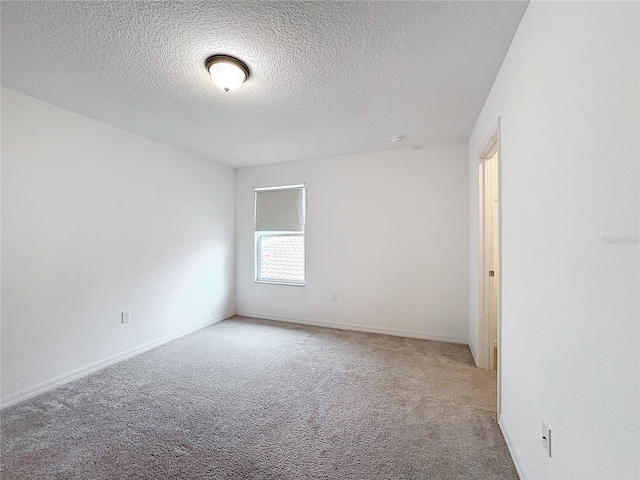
[331,293,337,302]
[121,311,130,324]
[541,420,551,457]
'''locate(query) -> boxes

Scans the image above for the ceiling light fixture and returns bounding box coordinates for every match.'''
[391,135,405,143]
[205,55,250,92]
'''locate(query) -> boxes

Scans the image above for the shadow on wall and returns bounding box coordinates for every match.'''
[161,242,234,327]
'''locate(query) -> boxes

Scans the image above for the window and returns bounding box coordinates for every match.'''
[254,184,305,285]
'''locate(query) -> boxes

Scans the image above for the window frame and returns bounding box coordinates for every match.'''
[255,231,306,286]
[254,184,306,286]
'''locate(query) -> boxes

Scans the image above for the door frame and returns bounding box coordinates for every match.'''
[477,117,502,416]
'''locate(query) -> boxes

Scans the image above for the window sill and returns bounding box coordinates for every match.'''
[255,280,306,287]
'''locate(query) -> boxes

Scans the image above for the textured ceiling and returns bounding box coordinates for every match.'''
[1,1,528,168]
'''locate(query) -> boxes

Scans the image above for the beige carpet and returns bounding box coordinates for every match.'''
[1,316,517,479]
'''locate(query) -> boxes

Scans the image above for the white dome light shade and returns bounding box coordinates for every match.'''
[206,55,250,92]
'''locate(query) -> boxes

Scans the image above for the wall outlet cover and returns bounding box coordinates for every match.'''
[541,420,551,457]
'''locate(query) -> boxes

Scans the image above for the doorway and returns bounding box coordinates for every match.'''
[478,122,502,413]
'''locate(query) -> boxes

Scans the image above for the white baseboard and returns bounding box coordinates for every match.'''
[235,311,468,345]
[0,312,234,410]
[498,415,529,480]
[2,311,467,410]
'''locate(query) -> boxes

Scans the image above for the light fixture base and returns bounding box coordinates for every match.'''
[205,55,250,78]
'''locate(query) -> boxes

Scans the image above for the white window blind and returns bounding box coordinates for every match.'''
[255,187,305,232]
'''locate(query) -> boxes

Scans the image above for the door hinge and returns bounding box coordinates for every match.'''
[489,270,495,277]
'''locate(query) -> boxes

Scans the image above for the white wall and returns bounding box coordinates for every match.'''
[469,2,639,478]
[236,143,469,343]
[1,88,235,403]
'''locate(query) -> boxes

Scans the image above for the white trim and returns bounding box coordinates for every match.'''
[254,280,306,286]
[0,312,235,410]
[499,415,529,480]
[236,312,469,345]
[476,117,501,160]
[477,116,503,418]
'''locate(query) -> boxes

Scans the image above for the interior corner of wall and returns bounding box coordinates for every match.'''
[469,341,479,367]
